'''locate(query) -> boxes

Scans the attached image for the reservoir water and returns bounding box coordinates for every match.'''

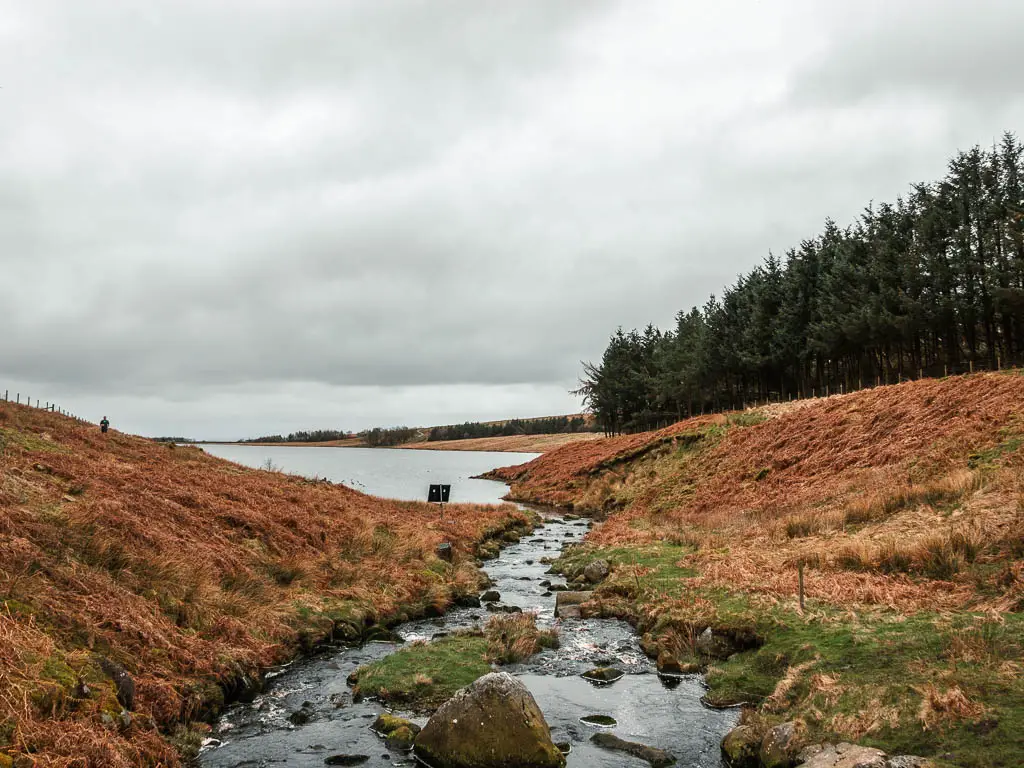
[198,444,532,505]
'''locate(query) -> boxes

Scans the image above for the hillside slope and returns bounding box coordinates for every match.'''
[0,404,527,766]
[496,372,1024,765]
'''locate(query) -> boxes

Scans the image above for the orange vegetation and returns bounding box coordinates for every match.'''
[500,373,1024,613]
[0,403,527,766]
[403,432,604,453]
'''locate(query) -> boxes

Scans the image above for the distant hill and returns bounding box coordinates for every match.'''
[236,413,600,452]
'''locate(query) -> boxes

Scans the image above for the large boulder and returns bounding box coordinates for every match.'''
[721,725,760,767]
[795,742,887,768]
[760,721,802,768]
[413,672,565,768]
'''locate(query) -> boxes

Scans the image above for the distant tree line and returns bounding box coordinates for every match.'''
[427,415,594,442]
[576,134,1024,435]
[152,437,196,444]
[244,429,352,444]
[359,426,419,447]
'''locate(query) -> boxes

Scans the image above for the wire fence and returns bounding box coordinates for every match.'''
[1,388,86,423]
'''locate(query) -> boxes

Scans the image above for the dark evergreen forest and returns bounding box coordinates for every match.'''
[427,415,593,442]
[244,429,351,443]
[576,134,1024,435]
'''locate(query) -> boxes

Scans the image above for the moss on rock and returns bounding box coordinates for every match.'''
[413,672,564,768]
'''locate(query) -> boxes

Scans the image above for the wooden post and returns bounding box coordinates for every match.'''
[798,564,805,612]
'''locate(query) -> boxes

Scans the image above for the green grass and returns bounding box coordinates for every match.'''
[567,549,1023,768]
[968,435,1024,469]
[554,542,696,598]
[351,634,491,710]
[726,410,769,428]
[0,427,68,454]
[694,598,1024,768]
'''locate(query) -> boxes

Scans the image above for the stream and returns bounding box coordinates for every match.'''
[199,512,738,767]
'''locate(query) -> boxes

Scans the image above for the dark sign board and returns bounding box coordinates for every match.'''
[428,484,451,503]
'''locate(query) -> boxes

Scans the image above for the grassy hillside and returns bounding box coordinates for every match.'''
[403,431,605,453]
[0,403,529,767]
[494,372,1024,765]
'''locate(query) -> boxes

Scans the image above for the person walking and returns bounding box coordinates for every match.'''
[100,416,110,434]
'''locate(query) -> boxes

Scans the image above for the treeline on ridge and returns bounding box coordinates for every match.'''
[359,426,419,447]
[243,429,352,444]
[427,415,594,442]
[576,133,1024,435]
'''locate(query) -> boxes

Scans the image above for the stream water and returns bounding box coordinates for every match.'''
[198,509,738,767]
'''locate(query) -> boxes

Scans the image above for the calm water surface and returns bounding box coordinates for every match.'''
[199,444,535,505]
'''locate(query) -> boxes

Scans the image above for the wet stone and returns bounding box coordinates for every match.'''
[288,703,315,726]
[580,714,617,727]
[590,732,676,767]
[323,755,369,765]
[581,667,624,684]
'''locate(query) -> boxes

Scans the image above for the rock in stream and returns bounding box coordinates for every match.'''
[414,672,565,768]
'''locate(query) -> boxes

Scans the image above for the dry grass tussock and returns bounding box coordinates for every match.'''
[0,402,527,766]
[483,612,559,664]
[509,373,1024,613]
[915,684,985,730]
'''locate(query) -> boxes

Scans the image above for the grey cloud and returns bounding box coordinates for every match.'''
[3,1,1024,436]
[791,0,1024,106]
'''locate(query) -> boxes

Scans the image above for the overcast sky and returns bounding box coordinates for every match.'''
[2,1,1023,440]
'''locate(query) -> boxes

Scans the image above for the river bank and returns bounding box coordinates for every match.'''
[484,373,1024,767]
[200,510,738,767]
[0,403,534,766]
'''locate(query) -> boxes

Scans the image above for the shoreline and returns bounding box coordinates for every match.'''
[199,431,603,454]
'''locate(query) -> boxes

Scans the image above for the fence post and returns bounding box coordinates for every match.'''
[16,393,20,404]
[798,564,805,612]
